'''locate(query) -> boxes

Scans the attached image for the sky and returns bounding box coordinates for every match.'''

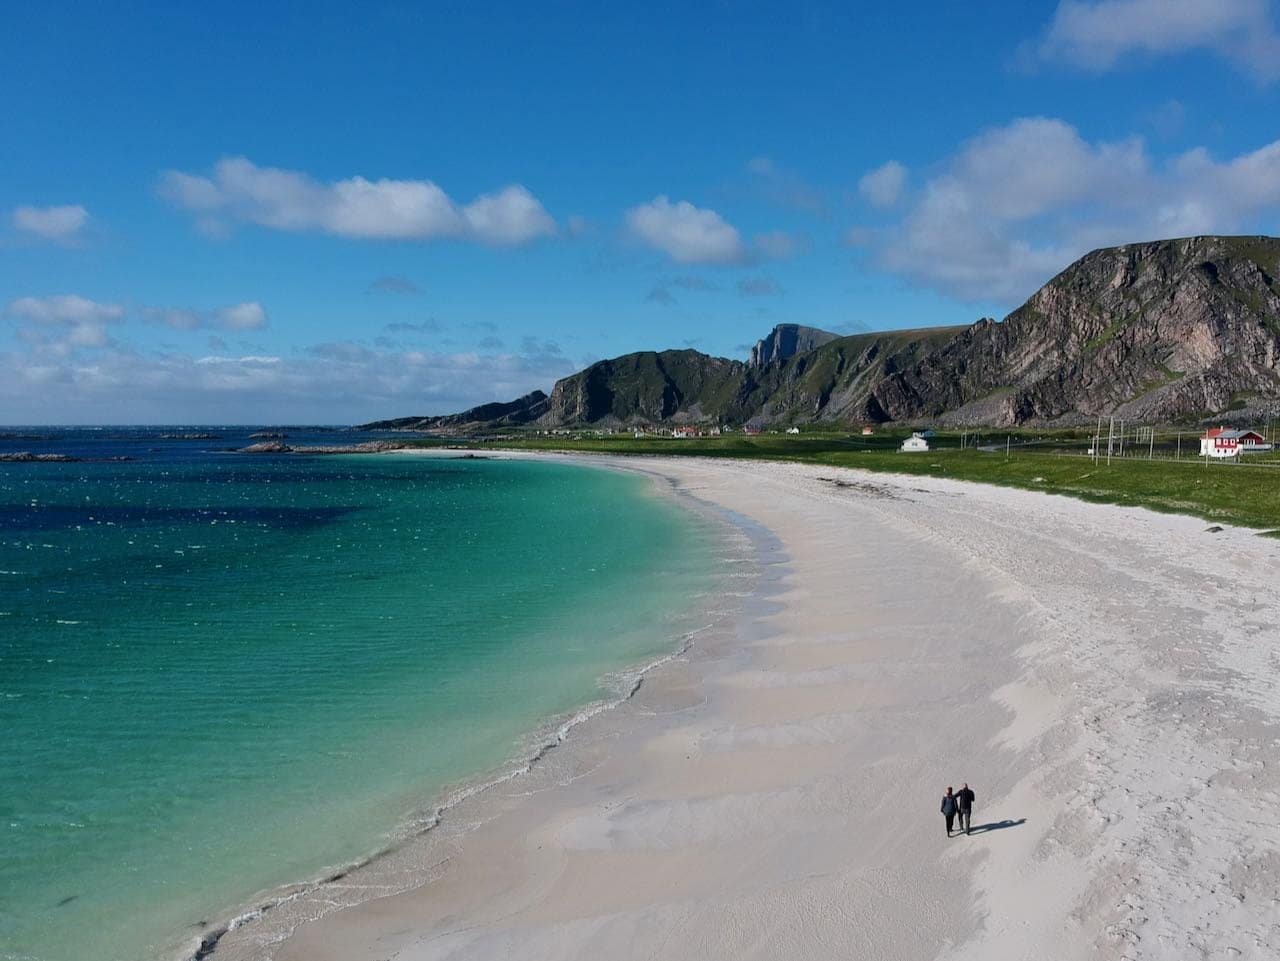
[4,0,1280,424]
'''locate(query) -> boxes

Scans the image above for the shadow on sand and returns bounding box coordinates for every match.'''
[966,818,1026,835]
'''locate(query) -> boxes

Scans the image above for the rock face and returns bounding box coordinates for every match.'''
[748,324,840,367]
[872,235,1280,425]
[370,236,1280,428]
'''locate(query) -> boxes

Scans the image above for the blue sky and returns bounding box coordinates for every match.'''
[4,0,1280,423]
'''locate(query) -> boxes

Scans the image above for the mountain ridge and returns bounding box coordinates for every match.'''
[361,235,1280,431]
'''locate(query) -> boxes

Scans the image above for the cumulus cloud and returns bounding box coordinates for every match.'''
[159,157,557,245]
[626,196,746,264]
[6,295,125,325]
[216,302,267,330]
[858,161,907,209]
[1032,0,1280,81]
[4,296,124,358]
[625,197,798,265]
[12,204,90,244]
[4,295,269,345]
[142,301,269,331]
[867,116,1280,302]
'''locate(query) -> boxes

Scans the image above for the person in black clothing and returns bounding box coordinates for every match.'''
[941,786,957,836]
[956,783,975,834]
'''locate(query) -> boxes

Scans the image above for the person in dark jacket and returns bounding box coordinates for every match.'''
[956,783,975,834]
[941,787,957,836]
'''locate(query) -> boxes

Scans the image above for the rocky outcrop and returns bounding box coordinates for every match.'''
[0,452,80,462]
[237,441,407,454]
[748,324,840,367]
[873,236,1280,425]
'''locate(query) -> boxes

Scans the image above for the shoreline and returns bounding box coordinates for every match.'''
[183,452,762,961]
[212,453,1280,961]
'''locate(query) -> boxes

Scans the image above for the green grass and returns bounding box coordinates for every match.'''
[419,429,1280,532]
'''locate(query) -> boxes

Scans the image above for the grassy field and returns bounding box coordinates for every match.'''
[423,429,1280,533]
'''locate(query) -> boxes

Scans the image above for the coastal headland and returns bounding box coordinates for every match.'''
[206,451,1280,961]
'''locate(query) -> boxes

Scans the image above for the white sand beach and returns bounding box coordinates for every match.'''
[211,455,1280,961]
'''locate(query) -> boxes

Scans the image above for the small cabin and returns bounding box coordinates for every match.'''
[786,427,800,435]
[901,432,930,453]
[861,426,874,436]
[1200,427,1271,458]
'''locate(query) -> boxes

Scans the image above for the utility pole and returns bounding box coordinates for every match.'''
[1177,431,1181,459]
[1093,414,1102,465]
[1107,416,1114,466]
[1006,434,1010,459]
[1149,428,1154,460]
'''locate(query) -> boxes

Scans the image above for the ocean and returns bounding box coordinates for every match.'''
[0,428,723,961]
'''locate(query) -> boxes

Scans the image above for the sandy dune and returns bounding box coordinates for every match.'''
[212,456,1280,961]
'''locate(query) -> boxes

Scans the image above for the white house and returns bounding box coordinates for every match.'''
[1200,427,1272,458]
[786,427,800,434]
[901,432,930,453]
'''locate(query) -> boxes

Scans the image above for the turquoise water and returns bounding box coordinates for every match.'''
[0,451,720,961]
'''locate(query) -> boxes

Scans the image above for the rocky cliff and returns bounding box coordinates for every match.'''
[872,235,1280,425]
[747,324,840,367]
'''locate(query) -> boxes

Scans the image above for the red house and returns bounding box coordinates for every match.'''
[1200,427,1271,458]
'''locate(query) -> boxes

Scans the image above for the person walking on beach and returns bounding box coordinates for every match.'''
[941,787,957,836]
[956,783,975,835]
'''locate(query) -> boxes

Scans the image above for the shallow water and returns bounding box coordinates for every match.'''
[0,440,720,961]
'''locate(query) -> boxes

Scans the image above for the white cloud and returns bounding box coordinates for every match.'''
[865,116,1280,302]
[142,301,269,331]
[0,339,580,425]
[196,355,281,365]
[159,157,556,245]
[1034,0,1280,81]
[6,295,125,325]
[858,161,907,209]
[216,302,267,331]
[6,296,269,340]
[625,198,797,265]
[462,185,557,245]
[12,204,90,243]
[66,323,110,349]
[626,196,746,264]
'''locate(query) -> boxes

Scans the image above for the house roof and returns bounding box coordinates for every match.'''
[1205,428,1265,441]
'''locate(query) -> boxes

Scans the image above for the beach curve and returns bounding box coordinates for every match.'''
[212,453,1280,961]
